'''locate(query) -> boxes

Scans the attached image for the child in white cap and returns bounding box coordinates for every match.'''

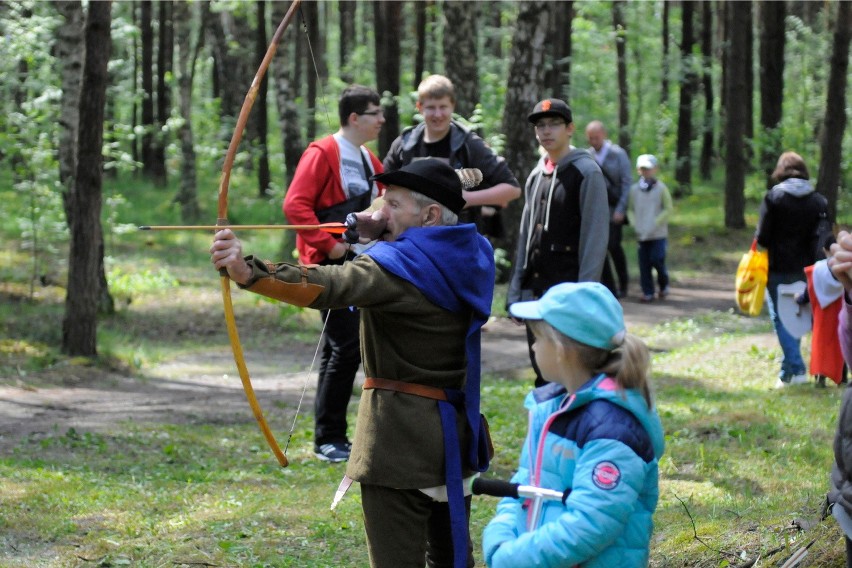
[628,154,673,302]
[482,282,664,567]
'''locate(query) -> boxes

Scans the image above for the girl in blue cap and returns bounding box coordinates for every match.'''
[482,282,665,567]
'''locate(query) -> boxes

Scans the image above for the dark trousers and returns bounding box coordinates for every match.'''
[601,221,629,296]
[638,238,669,298]
[314,306,361,446]
[361,483,474,568]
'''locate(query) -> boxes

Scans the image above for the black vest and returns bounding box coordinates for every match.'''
[522,163,584,294]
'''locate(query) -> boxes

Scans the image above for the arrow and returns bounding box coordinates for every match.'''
[138,222,347,234]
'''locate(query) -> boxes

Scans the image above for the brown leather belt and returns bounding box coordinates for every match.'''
[362,377,448,401]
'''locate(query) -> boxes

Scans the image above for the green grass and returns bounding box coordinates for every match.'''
[2,170,852,566]
[1,310,848,567]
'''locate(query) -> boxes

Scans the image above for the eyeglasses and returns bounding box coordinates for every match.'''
[534,120,566,130]
[360,109,385,117]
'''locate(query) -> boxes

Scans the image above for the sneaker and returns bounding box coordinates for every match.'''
[789,373,808,385]
[658,288,669,299]
[314,442,350,463]
[775,377,790,389]
[640,295,655,303]
[816,375,827,388]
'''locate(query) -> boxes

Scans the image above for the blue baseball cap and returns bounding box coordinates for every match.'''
[510,282,626,350]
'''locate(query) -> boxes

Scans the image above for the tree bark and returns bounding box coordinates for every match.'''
[744,1,754,166]
[140,0,156,179]
[55,0,84,218]
[304,0,319,141]
[613,0,630,154]
[442,1,479,118]
[425,0,437,74]
[271,1,302,188]
[816,0,851,221]
[271,2,301,258]
[661,0,670,105]
[373,1,401,157]
[723,1,749,229]
[758,0,786,180]
[675,1,696,195]
[255,0,270,196]
[545,0,573,102]
[340,0,356,84]
[501,1,550,252]
[173,0,200,222]
[699,0,714,180]
[63,0,112,357]
[131,0,139,165]
[414,0,427,90]
[718,0,729,159]
[484,2,502,60]
[151,0,172,186]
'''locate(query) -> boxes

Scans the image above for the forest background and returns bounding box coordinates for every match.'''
[2,0,850,354]
[1,0,852,566]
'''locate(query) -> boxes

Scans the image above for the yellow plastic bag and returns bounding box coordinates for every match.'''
[735,239,768,316]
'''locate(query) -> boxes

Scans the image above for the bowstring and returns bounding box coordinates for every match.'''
[283,5,351,456]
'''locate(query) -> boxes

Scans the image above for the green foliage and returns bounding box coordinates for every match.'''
[106,266,179,300]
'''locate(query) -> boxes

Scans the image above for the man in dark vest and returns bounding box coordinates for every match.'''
[507,99,610,387]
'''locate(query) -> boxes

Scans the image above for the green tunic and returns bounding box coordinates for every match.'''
[242,254,473,488]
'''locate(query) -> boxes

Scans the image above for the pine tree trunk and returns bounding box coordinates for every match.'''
[271,0,302,183]
[271,2,301,258]
[140,0,156,179]
[340,0,356,84]
[501,1,550,252]
[255,0,270,196]
[816,0,851,221]
[131,0,139,166]
[150,0,172,186]
[173,0,200,222]
[63,0,112,357]
[484,3,502,60]
[661,0,670,105]
[723,1,749,229]
[304,1,319,141]
[414,0,426,90]
[442,1,479,118]
[55,0,84,219]
[699,0,714,180]
[613,0,630,154]
[675,1,696,195]
[373,1,401,158]
[718,0,728,159]
[743,1,754,167]
[758,0,786,180]
[545,1,573,102]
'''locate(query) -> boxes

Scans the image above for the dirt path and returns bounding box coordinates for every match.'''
[0,274,737,451]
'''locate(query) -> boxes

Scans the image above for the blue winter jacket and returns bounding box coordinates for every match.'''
[482,374,665,567]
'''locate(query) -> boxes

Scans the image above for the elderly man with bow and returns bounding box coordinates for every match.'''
[211,158,495,568]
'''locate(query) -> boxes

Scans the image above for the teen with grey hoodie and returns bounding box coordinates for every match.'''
[506,98,610,387]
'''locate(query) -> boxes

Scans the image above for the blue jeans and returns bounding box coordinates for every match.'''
[766,271,806,379]
[638,238,669,298]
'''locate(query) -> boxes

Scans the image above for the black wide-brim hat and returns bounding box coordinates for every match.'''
[371,158,466,214]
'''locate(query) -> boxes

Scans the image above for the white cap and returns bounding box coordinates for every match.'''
[636,154,658,169]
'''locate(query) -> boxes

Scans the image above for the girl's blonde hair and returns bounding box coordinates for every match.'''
[529,320,653,407]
